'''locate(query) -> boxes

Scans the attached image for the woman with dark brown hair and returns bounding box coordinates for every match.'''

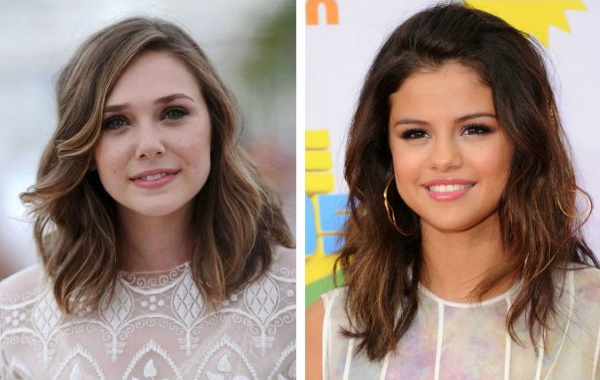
[306,3,600,379]
[0,17,295,379]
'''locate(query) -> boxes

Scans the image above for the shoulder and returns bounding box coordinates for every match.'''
[569,264,600,303]
[562,265,600,336]
[321,286,346,309]
[318,287,350,332]
[559,265,600,373]
[268,245,296,281]
[0,264,47,304]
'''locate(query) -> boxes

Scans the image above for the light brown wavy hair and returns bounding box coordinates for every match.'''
[336,3,599,361]
[21,17,294,314]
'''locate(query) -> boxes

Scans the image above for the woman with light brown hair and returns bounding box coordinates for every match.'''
[0,17,295,379]
[306,3,600,379]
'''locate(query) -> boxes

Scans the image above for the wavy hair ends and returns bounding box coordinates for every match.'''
[337,3,598,361]
[20,17,293,314]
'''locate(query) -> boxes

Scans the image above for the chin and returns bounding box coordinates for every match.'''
[121,200,193,219]
[426,215,498,234]
[421,216,479,234]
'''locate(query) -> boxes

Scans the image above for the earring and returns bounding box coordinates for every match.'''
[383,177,415,236]
[556,186,594,230]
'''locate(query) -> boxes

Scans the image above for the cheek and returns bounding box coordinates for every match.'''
[475,144,513,187]
[390,148,425,202]
[96,149,117,168]
[94,142,110,174]
[180,130,211,169]
[94,139,126,183]
[391,147,423,181]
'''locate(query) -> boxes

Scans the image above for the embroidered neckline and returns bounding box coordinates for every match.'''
[118,260,191,275]
[118,261,191,289]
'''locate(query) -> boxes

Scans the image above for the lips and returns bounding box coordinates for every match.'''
[427,183,473,192]
[422,179,475,201]
[131,169,180,181]
[130,169,180,189]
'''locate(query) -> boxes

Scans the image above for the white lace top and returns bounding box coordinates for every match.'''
[322,266,600,380]
[0,249,296,380]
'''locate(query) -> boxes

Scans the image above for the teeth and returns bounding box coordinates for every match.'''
[140,173,168,181]
[428,184,473,192]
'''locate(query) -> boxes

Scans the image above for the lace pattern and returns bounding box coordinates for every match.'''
[0,252,296,380]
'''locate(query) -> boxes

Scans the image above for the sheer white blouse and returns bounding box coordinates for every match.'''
[0,249,296,380]
[322,266,600,380]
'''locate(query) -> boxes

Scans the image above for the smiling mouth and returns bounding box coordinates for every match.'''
[131,169,180,182]
[427,184,474,192]
[139,173,170,181]
[130,170,179,189]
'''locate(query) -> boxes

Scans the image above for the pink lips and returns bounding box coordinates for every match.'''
[422,179,475,201]
[130,169,180,189]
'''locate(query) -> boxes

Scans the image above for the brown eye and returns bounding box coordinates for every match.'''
[401,129,428,140]
[462,124,491,136]
[103,116,128,130]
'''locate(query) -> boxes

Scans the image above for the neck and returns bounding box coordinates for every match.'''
[118,206,193,272]
[420,213,511,302]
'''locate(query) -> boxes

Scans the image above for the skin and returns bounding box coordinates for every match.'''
[388,62,514,301]
[306,63,514,379]
[94,51,211,271]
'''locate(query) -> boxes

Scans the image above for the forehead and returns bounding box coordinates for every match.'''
[106,50,202,105]
[390,63,494,118]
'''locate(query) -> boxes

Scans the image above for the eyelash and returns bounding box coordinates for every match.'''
[400,124,492,140]
[102,107,190,130]
[163,107,188,120]
[102,116,128,130]
[401,129,428,140]
[462,124,491,135]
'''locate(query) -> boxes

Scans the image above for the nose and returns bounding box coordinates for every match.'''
[429,136,462,172]
[135,125,165,160]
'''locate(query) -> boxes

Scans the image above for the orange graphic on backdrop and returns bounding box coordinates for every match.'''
[306,0,339,25]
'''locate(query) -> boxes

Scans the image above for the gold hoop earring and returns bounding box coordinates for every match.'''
[383,177,415,236]
[556,186,594,230]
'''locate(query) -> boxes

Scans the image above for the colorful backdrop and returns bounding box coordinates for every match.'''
[305,0,600,306]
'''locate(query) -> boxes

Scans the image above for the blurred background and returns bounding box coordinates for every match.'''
[0,0,295,279]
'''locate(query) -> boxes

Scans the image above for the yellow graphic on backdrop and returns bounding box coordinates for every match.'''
[467,1,586,47]
[306,130,334,194]
[306,131,343,285]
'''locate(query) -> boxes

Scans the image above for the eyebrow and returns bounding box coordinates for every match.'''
[104,93,195,113]
[392,112,497,127]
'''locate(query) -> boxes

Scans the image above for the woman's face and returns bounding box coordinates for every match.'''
[94,50,211,218]
[388,62,513,235]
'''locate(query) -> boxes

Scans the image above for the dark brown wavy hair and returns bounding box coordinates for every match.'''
[21,17,294,314]
[336,3,599,361]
